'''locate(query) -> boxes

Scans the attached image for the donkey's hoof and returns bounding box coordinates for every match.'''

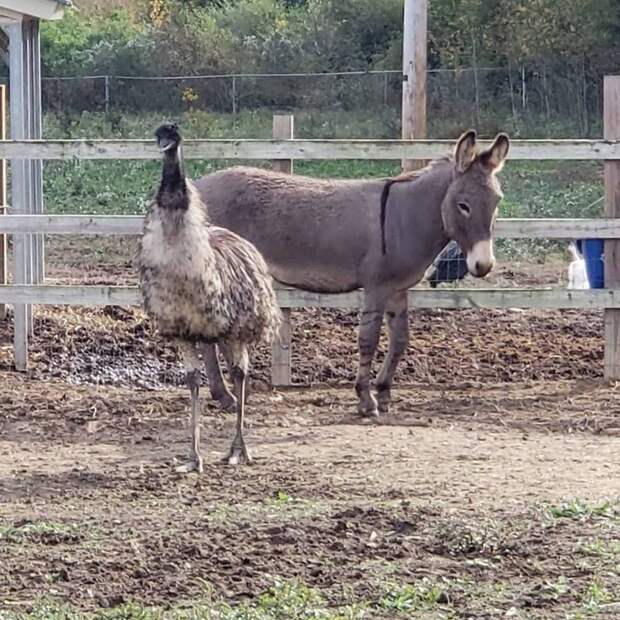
[376,389,391,414]
[214,392,238,412]
[357,398,379,418]
[377,401,390,414]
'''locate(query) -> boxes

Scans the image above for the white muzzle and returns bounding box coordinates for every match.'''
[466,239,495,277]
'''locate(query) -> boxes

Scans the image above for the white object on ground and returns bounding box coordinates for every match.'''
[567,243,590,289]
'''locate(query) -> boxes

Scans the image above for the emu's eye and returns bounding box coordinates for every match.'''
[457,202,471,217]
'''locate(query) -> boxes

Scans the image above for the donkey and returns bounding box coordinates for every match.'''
[195,130,509,416]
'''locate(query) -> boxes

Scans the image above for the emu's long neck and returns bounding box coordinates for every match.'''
[157,145,187,209]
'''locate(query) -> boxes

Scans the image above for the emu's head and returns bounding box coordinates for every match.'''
[155,122,182,153]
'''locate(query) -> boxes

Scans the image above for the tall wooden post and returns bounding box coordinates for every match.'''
[271,114,293,386]
[0,85,6,321]
[603,76,620,380]
[7,17,44,370]
[401,0,427,172]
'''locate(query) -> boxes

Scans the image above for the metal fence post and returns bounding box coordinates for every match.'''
[104,75,110,114]
[0,85,6,322]
[603,76,620,380]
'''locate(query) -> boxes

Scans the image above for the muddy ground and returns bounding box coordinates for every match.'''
[0,243,619,617]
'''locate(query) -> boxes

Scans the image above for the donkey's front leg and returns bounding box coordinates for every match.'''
[200,343,237,412]
[355,293,386,417]
[375,290,409,414]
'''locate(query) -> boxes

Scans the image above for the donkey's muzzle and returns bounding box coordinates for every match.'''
[466,240,495,278]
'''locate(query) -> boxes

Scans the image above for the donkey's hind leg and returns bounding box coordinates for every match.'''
[375,290,409,414]
[355,292,386,417]
[200,343,237,412]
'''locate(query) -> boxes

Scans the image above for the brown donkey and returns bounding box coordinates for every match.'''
[195,130,509,416]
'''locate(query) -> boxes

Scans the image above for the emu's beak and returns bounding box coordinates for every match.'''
[157,139,176,153]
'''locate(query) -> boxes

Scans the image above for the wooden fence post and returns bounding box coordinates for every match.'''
[603,76,620,380]
[0,85,6,322]
[271,114,293,386]
[401,0,427,172]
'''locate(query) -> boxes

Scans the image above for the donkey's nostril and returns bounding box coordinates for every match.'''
[474,260,481,274]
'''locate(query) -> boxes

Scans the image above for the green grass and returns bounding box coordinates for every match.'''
[579,538,620,560]
[0,581,367,620]
[0,577,465,619]
[207,493,331,524]
[0,520,80,543]
[379,580,446,614]
[546,499,618,522]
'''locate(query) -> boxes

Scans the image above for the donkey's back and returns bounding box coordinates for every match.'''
[195,166,384,293]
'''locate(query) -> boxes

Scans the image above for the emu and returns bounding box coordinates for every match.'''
[137,123,281,473]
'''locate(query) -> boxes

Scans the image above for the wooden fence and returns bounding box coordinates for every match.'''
[1,84,620,381]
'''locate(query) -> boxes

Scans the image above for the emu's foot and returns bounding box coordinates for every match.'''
[224,436,252,466]
[175,454,204,474]
[213,391,237,412]
[376,388,391,414]
[357,393,379,418]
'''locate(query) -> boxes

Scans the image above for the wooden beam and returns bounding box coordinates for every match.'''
[494,218,618,239]
[271,114,294,387]
[7,19,30,370]
[0,285,618,310]
[0,214,144,234]
[0,85,6,321]
[1,139,620,161]
[604,76,620,380]
[2,216,619,239]
[401,0,427,171]
[27,17,44,287]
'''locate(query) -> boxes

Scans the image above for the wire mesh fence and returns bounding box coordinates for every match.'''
[4,63,602,138]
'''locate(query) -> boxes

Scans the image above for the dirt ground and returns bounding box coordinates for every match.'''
[0,246,619,617]
[1,373,619,618]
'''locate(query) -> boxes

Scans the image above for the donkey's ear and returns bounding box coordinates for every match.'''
[481,133,510,172]
[454,130,477,173]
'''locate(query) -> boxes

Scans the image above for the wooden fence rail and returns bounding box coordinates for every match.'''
[1,139,620,161]
[0,284,618,310]
[1,215,620,238]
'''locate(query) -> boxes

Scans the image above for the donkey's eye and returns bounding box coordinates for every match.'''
[457,202,471,217]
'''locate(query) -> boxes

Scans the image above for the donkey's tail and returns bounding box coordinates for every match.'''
[380,181,392,255]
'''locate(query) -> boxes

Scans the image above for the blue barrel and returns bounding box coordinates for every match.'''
[577,239,605,288]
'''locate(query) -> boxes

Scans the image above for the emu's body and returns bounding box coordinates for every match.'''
[426,241,469,288]
[139,185,279,345]
[138,124,280,471]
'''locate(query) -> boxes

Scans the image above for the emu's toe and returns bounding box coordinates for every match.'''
[175,455,204,474]
[225,441,252,466]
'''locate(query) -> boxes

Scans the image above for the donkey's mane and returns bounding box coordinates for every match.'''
[380,156,453,255]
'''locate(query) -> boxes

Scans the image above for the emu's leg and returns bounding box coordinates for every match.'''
[375,290,409,414]
[221,343,251,465]
[200,343,237,411]
[355,292,386,417]
[176,341,204,473]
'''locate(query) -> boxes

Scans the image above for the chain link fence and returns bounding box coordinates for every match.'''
[12,63,604,138]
